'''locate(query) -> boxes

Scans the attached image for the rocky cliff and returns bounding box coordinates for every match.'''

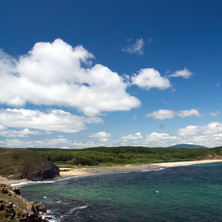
[0,184,48,221]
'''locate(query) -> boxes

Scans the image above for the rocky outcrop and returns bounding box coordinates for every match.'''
[0,184,49,221]
[7,174,24,180]
[26,162,59,181]
[0,148,60,181]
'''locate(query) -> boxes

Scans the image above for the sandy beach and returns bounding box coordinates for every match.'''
[59,159,222,178]
[1,159,222,186]
[0,176,30,186]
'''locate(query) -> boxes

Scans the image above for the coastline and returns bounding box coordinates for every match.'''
[1,159,222,186]
[58,159,222,178]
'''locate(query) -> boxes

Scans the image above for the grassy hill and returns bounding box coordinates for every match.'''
[0,148,59,180]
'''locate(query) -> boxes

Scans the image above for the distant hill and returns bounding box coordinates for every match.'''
[168,144,207,149]
[0,148,59,180]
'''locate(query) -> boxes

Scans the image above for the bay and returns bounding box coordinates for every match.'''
[20,163,222,222]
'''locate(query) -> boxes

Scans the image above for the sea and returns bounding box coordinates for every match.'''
[19,162,222,222]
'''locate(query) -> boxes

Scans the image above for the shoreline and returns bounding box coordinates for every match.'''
[1,159,222,186]
[58,159,222,178]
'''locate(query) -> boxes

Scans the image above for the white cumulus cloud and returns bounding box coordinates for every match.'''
[0,128,41,138]
[146,109,175,119]
[177,109,201,118]
[120,132,142,140]
[132,68,171,90]
[201,122,222,135]
[177,125,200,136]
[146,109,201,120]
[0,39,140,116]
[169,68,192,79]
[89,131,111,138]
[145,132,177,145]
[0,138,106,149]
[0,108,102,133]
[89,131,111,142]
[177,121,222,136]
[122,38,145,55]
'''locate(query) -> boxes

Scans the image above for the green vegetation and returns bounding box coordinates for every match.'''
[31,146,222,166]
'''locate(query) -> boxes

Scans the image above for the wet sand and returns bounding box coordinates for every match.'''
[0,176,30,186]
[59,164,161,178]
[1,159,222,186]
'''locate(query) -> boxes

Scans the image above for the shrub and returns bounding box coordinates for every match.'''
[72,156,98,166]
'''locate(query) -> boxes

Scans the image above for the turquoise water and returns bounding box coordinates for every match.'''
[20,163,222,221]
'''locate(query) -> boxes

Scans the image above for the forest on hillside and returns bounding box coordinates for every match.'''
[30,146,222,166]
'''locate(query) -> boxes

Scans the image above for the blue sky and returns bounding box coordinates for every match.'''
[0,0,222,148]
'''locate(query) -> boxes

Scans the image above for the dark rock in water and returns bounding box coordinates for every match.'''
[35,201,47,213]
[0,184,49,221]
[12,186,21,195]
